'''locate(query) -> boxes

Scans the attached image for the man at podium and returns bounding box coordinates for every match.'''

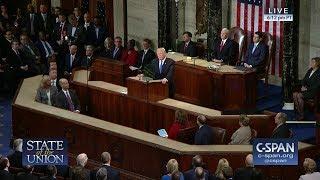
[151,48,175,97]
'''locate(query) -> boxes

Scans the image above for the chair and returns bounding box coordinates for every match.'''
[176,126,197,144]
[211,127,226,144]
[305,91,320,114]
[230,27,247,64]
[258,32,275,87]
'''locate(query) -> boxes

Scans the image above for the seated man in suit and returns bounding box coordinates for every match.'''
[271,112,291,138]
[35,31,55,68]
[110,36,125,60]
[131,38,156,71]
[69,153,90,180]
[81,45,95,68]
[178,31,197,57]
[0,157,15,180]
[63,44,81,77]
[55,78,80,113]
[234,154,263,180]
[243,31,268,74]
[150,48,175,97]
[184,155,210,180]
[194,115,213,145]
[211,28,237,65]
[91,152,120,180]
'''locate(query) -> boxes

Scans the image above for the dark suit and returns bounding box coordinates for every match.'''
[178,41,197,57]
[35,40,55,64]
[136,49,156,70]
[271,124,290,138]
[55,90,80,111]
[69,165,90,180]
[211,38,237,65]
[39,176,56,180]
[194,125,213,145]
[81,56,95,68]
[37,13,53,35]
[87,26,107,48]
[244,42,268,74]
[184,168,210,180]
[52,22,69,42]
[15,172,39,180]
[234,167,263,180]
[0,170,15,180]
[67,24,86,46]
[22,13,41,38]
[0,38,12,59]
[7,150,22,168]
[301,68,320,100]
[64,53,81,73]
[110,46,125,60]
[151,58,175,97]
[91,165,120,180]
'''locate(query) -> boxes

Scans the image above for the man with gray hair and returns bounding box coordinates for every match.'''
[234,154,263,180]
[271,112,291,138]
[8,138,23,168]
[70,153,90,180]
[151,48,175,97]
[81,45,95,67]
[211,28,237,65]
[91,152,119,180]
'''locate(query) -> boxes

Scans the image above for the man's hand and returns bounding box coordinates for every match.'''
[301,86,307,91]
[161,78,168,84]
[213,59,223,63]
[74,110,80,113]
[244,63,252,68]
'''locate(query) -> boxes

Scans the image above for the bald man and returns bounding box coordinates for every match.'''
[211,28,237,65]
[151,48,175,97]
[234,154,263,180]
[55,78,81,113]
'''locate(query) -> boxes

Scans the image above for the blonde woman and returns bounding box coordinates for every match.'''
[299,158,320,180]
[229,115,252,145]
[35,75,58,106]
[215,158,230,179]
[162,159,184,180]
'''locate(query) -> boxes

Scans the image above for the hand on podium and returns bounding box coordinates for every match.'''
[161,78,168,84]
[137,73,144,80]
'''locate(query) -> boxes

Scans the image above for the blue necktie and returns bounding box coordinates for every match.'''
[252,44,257,54]
[44,42,52,55]
[159,60,163,73]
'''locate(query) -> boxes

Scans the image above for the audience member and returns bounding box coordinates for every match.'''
[70,153,90,180]
[214,158,230,179]
[161,159,184,180]
[122,39,138,66]
[184,155,210,180]
[40,165,57,180]
[229,115,252,145]
[7,138,23,168]
[15,165,38,180]
[35,75,58,106]
[0,157,14,180]
[299,158,320,180]
[110,36,125,60]
[234,154,263,180]
[91,152,120,180]
[271,112,291,138]
[194,115,213,145]
[131,38,156,71]
[168,110,188,140]
[96,167,108,180]
[55,78,81,112]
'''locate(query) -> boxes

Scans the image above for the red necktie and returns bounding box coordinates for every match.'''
[66,91,75,111]
[220,41,224,51]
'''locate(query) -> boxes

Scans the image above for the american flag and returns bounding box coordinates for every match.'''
[97,1,106,17]
[232,0,285,77]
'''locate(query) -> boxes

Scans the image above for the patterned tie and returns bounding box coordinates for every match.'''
[66,91,75,111]
[220,40,224,51]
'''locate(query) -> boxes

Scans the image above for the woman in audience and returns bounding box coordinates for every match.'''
[215,158,230,179]
[229,115,252,145]
[299,158,320,180]
[35,75,58,106]
[122,39,138,66]
[162,159,184,180]
[168,110,188,140]
[293,57,320,120]
[100,37,114,58]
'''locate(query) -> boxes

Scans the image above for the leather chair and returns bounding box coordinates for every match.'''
[230,27,247,63]
[305,91,320,114]
[176,126,197,144]
[259,32,275,86]
[211,127,226,144]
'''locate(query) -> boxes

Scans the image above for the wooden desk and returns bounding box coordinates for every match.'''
[12,76,320,180]
[167,53,256,113]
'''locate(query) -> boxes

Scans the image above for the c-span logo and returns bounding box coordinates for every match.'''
[22,139,68,165]
[264,8,293,22]
[253,139,298,165]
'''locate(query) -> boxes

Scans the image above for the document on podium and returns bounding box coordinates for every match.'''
[157,129,168,138]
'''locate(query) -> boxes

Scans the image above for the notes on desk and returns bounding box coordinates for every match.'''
[157,129,168,138]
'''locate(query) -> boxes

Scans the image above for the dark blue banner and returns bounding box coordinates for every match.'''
[22,139,68,166]
[253,139,298,165]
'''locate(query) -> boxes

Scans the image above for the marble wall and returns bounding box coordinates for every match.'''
[113,0,125,40]
[127,0,158,50]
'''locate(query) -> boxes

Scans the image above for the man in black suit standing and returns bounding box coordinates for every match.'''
[194,115,213,145]
[271,112,291,138]
[91,152,120,180]
[130,38,156,71]
[69,153,90,180]
[55,78,80,112]
[23,4,40,41]
[67,14,85,49]
[63,44,81,77]
[37,4,53,37]
[243,31,268,74]
[234,154,263,180]
[151,48,175,97]
[178,31,197,57]
[88,16,107,53]
[211,28,237,65]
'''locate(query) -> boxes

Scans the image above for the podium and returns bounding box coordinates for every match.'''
[127,77,169,102]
